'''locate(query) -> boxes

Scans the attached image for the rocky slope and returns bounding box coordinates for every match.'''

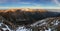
[30,17,60,31]
[0,9,60,31]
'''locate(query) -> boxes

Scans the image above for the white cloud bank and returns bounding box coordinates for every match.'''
[53,0,60,6]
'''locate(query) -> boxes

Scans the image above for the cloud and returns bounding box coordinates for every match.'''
[0,0,55,9]
[15,0,41,7]
[0,0,41,7]
[17,2,31,4]
[53,0,60,6]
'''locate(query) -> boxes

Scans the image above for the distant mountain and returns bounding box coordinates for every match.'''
[0,9,60,27]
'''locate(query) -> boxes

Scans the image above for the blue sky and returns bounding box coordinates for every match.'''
[0,0,60,9]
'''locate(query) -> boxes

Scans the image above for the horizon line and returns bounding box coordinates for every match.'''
[0,7,60,9]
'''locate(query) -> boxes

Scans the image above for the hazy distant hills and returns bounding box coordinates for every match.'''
[46,9,60,12]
